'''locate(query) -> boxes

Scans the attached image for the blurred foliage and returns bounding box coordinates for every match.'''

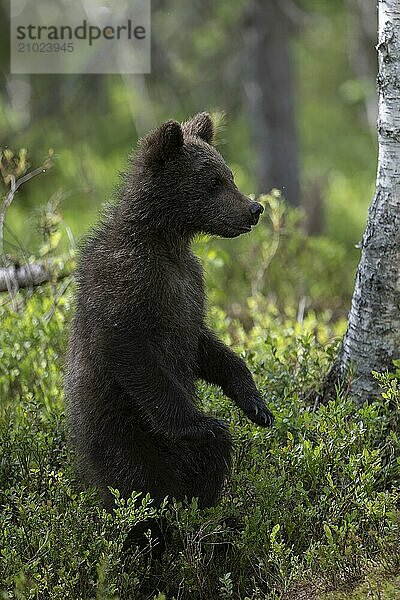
[0,287,399,599]
[195,189,357,321]
[0,0,378,321]
[0,164,357,319]
[0,148,28,183]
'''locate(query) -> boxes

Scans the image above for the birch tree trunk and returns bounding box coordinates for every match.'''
[339,0,400,402]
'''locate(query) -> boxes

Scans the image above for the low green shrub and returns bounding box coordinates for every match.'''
[0,288,399,599]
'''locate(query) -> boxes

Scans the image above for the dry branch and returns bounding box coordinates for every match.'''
[0,259,73,293]
[0,262,49,292]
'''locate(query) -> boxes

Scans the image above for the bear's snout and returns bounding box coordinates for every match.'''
[249,202,264,224]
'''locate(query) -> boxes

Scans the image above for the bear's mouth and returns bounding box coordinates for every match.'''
[226,223,252,233]
[221,223,253,237]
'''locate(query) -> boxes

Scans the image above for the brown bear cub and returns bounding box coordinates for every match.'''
[66,112,274,514]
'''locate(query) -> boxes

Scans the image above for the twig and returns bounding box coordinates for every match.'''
[251,196,283,297]
[43,277,72,323]
[0,156,52,310]
[0,163,51,256]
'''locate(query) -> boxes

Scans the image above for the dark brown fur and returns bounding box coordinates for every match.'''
[66,113,273,511]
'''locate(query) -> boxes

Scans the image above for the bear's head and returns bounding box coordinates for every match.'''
[131,112,263,239]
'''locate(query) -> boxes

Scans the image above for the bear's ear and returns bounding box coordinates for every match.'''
[182,112,214,145]
[141,120,184,162]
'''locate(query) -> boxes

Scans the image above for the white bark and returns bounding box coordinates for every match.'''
[0,263,49,292]
[340,0,400,402]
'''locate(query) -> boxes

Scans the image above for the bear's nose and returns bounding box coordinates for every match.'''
[249,202,264,222]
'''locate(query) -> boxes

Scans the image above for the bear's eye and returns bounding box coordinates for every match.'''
[211,176,223,190]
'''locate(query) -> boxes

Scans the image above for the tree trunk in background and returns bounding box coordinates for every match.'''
[339,0,400,402]
[346,0,378,135]
[243,0,300,206]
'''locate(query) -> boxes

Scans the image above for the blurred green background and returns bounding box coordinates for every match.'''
[0,0,378,323]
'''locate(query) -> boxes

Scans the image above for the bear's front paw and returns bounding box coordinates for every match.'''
[180,417,229,443]
[242,394,274,428]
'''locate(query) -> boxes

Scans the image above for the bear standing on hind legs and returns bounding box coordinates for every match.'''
[66,112,274,513]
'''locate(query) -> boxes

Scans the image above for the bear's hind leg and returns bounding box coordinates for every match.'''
[181,429,233,508]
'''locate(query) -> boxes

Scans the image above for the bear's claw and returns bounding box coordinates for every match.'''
[179,417,230,443]
[244,394,274,427]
